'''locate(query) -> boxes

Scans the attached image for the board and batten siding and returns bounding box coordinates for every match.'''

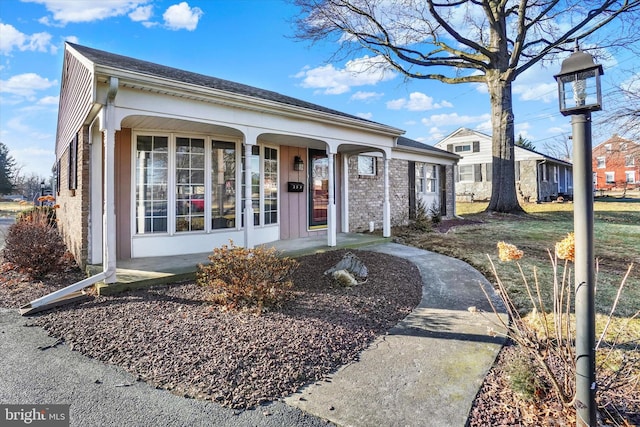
[56,49,95,158]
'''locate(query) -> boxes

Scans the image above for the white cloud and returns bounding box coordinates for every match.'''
[0,73,57,97]
[547,126,565,134]
[129,5,153,21]
[295,55,396,95]
[513,82,557,103]
[350,91,383,102]
[0,24,55,55]
[38,95,59,105]
[476,120,492,132]
[163,2,203,31]
[356,112,373,120]
[386,92,453,111]
[23,0,150,25]
[421,112,491,127]
[64,36,79,44]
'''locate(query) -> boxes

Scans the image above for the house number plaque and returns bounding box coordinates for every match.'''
[287,182,304,192]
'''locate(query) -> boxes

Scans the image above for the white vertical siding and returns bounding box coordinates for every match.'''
[56,49,95,158]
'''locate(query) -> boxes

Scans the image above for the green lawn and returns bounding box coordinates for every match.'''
[398,200,640,317]
[0,201,32,218]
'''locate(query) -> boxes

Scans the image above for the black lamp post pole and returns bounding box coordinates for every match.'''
[571,112,597,426]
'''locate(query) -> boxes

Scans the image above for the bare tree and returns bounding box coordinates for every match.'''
[293,0,640,212]
[542,135,573,161]
[603,70,640,141]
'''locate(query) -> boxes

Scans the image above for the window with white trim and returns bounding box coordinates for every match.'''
[605,171,615,184]
[596,157,605,168]
[626,171,635,183]
[357,155,376,176]
[175,137,205,232]
[263,147,278,225]
[241,145,279,226]
[135,135,168,234]
[625,155,634,167]
[416,163,425,193]
[458,165,473,182]
[211,141,236,229]
[416,163,437,193]
[454,144,471,153]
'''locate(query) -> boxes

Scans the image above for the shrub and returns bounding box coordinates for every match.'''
[197,241,299,314]
[483,239,639,424]
[505,351,546,401]
[428,201,442,224]
[2,208,67,279]
[412,198,431,232]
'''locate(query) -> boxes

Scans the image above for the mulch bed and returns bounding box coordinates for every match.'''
[0,249,422,409]
[2,240,637,423]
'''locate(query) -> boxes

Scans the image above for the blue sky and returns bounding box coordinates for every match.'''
[1,0,637,178]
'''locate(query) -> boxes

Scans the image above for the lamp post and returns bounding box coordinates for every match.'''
[40,180,45,207]
[554,45,603,427]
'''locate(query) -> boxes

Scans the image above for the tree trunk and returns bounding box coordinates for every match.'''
[486,73,523,213]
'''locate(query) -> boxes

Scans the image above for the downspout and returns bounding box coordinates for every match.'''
[20,77,119,315]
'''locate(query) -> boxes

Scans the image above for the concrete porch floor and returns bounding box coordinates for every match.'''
[91,233,388,294]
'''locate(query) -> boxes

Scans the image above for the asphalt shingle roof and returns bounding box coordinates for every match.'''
[68,42,393,129]
[396,136,460,158]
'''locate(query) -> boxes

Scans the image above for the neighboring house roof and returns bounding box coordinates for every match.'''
[435,127,572,166]
[396,136,460,161]
[592,134,640,152]
[67,43,402,135]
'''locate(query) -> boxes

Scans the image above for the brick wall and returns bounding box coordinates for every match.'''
[348,156,409,231]
[56,125,90,268]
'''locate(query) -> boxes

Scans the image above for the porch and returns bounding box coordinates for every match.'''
[90,233,388,295]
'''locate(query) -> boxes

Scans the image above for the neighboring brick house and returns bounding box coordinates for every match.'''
[592,134,640,190]
[53,43,459,278]
[435,128,573,203]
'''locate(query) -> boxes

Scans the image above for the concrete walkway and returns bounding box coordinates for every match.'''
[1,242,507,427]
[285,243,507,427]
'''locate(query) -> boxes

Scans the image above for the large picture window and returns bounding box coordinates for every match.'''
[136,135,168,233]
[134,135,277,235]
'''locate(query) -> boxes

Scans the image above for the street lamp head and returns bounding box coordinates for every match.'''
[554,47,604,116]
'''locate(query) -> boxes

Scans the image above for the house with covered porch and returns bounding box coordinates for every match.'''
[54,43,459,286]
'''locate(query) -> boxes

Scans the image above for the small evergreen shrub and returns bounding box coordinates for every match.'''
[505,351,546,401]
[428,201,442,224]
[3,208,67,279]
[197,242,299,314]
[412,198,431,232]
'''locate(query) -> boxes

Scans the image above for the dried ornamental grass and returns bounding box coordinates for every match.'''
[555,232,575,262]
[497,241,524,262]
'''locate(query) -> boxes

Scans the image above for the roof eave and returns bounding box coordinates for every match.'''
[92,65,405,137]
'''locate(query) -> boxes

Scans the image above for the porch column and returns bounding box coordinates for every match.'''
[102,77,118,283]
[327,151,337,247]
[244,142,255,248]
[341,154,350,233]
[383,154,391,237]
